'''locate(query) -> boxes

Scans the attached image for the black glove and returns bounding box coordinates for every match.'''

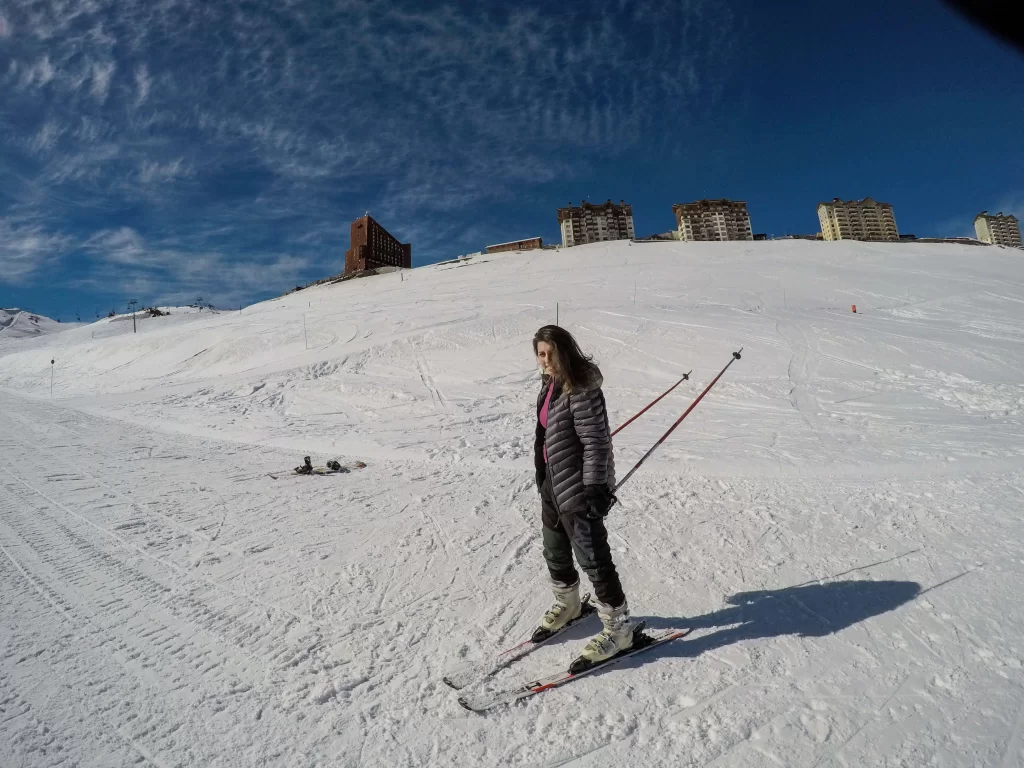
[536,468,546,493]
[584,485,615,518]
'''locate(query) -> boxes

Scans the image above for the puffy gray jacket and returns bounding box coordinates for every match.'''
[534,367,616,513]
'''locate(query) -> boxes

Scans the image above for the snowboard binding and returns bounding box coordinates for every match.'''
[295,456,313,474]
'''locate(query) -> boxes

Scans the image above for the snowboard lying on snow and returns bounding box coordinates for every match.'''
[267,456,367,479]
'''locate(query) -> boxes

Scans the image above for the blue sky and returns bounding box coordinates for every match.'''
[1,0,1022,319]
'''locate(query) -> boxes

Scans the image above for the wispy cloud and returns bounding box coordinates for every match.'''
[80,226,314,308]
[85,227,148,265]
[89,61,116,101]
[19,55,56,88]
[31,120,62,152]
[0,217,75,284]
[138,158,192,184]
[133,64,151,106]
[0,0,734,309]
[992,193,1024,220]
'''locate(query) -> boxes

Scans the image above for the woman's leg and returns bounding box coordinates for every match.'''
[561,511,625,608]
[540,476,578,588]
[564,511,633,662]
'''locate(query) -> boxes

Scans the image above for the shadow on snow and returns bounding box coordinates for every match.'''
[631,579,921,668]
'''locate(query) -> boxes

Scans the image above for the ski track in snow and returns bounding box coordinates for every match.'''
[1,241,1024,766]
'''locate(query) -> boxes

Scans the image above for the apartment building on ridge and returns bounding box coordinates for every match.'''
[557,200,634,247]
[672,199,753,241]
[974,211,1022,247]
[817,198,899,241]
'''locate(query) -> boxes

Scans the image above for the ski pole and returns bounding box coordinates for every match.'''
[614,349,743,495]
[611,370,692,437]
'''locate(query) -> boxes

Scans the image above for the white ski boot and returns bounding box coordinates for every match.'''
[580,599,634,663]
[532,581,582,641]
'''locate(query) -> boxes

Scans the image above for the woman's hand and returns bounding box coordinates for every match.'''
[584,485,614,518]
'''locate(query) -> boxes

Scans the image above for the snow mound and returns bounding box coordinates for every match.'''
[0,308,74,339]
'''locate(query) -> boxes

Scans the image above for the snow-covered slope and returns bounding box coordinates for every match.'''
[1,240,1023,766]
[0,308,76,339]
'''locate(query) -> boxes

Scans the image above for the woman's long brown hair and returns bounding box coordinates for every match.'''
[532,325,599,393]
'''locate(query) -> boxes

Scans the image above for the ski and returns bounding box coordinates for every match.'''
[456,623,692,712]
[442,596,597,690]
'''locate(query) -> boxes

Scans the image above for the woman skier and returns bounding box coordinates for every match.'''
[532,325,634,663]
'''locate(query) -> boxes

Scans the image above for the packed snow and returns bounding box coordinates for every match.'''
[1,239,1023,766]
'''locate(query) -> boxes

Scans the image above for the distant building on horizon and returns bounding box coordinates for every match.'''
[633,232,677,242]
[344,215,411,274]
[974,211,1021,247]
[817,198,898,241]
[486,237,542,254]
[672,199,753,242]
[915,237,990,246]
[557,200,634,247]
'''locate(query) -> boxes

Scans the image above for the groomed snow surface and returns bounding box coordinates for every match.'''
[1,239,1023,767]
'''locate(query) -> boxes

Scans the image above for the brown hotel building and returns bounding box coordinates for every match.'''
[344,215,412,274]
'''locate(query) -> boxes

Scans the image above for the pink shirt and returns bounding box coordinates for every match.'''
[539,379,554,462]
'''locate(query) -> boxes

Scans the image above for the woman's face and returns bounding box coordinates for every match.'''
[536,341,558,377]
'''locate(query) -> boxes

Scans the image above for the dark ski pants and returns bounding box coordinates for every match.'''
[540,475,625,608]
